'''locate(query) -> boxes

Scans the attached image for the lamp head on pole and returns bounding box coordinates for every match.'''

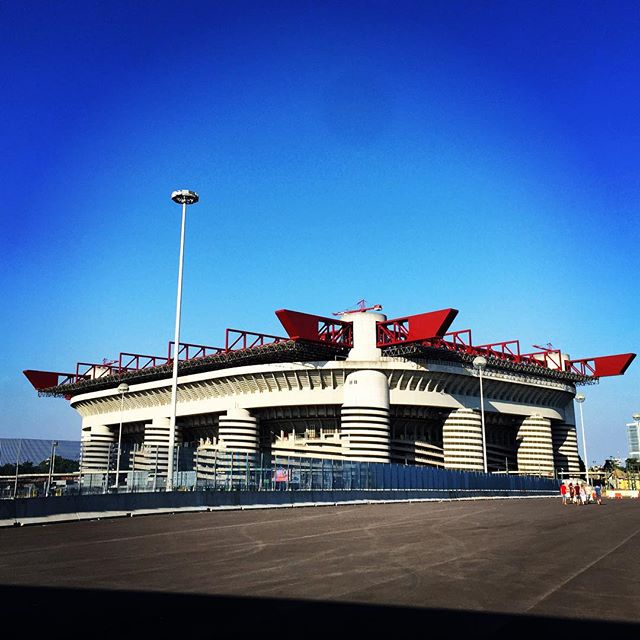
[575,393,586,403]
[171,189,199,205]
[117,383,129,394]
[473,356,487,371]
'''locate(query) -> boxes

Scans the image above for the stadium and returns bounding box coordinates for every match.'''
[24,304,635,484]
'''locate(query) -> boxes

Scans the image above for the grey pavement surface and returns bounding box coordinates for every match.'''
[0,497,638,637]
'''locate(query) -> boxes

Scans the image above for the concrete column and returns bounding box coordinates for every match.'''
[346,312,385,361]
[218,408,259,454]
[552,423,581,476]
[341,370,390,463]
[517,414,554,477]
[80,424,115,473]
[442,408,484,471]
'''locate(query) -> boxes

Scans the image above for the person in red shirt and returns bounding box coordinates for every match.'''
[560,482,568,505]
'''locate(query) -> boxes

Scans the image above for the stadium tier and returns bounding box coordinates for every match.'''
[24,307,635,478]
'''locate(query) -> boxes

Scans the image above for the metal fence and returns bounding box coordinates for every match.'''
[0,438,81,499]
[1,439,559,499]
[77,449,558,495]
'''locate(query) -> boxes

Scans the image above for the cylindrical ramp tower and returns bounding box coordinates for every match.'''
[442,408,484,471]
[80,424,115,473]
[341,370,390,463]
[517,414,554,477]
[218,408,259,454]
[139,416,181,473]
[552,423,580,476]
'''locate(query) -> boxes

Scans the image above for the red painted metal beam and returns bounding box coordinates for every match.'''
[23,370,84,390]
[119,353,170,372]
[377,309,458,347]
[475,340,521,361]
[275,309,353,346]
[76,362,118,379]
[168,342,225,361]
[426,329,473,352]
[566,353,636,378]
[225,329,288,351]
[519,349,564,370]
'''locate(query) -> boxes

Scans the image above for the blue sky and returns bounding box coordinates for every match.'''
[1,0,638,464]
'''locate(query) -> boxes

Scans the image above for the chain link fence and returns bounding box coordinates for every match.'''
[0,439,81,498]
[1,438,558,498]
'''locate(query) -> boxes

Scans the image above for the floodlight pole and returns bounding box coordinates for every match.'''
[13,439,22,499]
[575,393,589,485]
[114,383,129,491]
[167,190,199,492]
[46,440,58,497]
[473,356,488,473]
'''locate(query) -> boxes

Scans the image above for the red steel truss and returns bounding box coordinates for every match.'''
[23,307,637,393]
[520,349,564,370]
[424,329,474,352]
[168,341,225,360]
[25,331,289,391]
[225,329,288,351]
[376,309,458,347]
[566,353,636,377]
[419,334,635,378]
[475,340,521,361]
[420,335,566,371]
[76,362,117,379]
[276,309,353,347]
[120,353,171,372]
[23,370,86,390]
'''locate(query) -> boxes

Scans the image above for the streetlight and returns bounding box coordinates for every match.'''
[45,440,58,497]
[575,393,590,485]
[114,382,129,491]
[473,355,488,473]
[167,189,199,492]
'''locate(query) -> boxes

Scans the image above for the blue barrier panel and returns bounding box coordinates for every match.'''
[383,464,391,489]
[2,451,561,523]
[2,482,562,523]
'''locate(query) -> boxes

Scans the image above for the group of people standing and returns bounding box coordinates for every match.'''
[560,481,602,505]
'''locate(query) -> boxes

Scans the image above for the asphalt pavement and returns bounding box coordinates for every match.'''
[0,497,638,637]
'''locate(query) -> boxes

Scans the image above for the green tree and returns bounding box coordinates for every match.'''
[0,457,79,476]
[602,458,622,473]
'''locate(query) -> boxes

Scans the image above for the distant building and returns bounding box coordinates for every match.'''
[627,419,640,461]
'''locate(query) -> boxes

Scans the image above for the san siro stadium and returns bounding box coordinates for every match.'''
[24,306,635,485]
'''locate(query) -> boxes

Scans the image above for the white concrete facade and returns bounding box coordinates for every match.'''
[73,311,581,477]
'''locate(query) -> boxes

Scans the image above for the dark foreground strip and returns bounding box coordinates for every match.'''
[1,585,636,639]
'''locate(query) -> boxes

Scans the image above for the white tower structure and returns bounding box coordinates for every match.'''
[340,311,390,462]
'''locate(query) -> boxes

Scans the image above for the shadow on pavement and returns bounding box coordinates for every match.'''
[1,584,637,638]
